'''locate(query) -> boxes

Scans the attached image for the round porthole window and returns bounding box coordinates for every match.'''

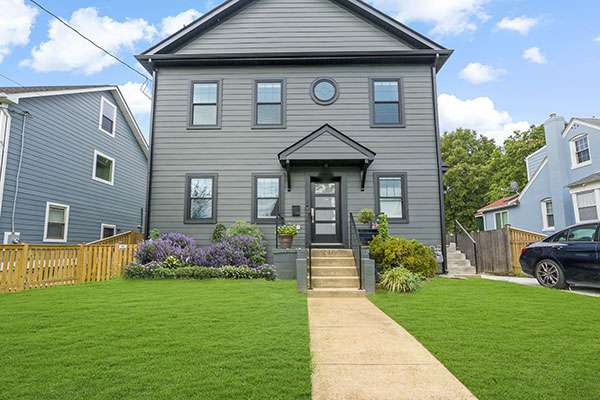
[311,78,338,105]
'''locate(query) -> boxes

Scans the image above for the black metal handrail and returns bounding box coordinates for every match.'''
[306,206,313,290]
[275,213,285,249]
[349,213,363,290]
[454,220,479,273]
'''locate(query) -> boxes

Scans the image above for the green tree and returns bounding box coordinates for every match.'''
[441,129,499,232]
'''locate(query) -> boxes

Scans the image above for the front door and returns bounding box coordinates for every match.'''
[310,179,342,244]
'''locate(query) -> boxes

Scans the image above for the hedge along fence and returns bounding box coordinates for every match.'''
[0,243,138,293]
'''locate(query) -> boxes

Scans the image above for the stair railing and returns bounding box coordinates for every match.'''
[349,213,363,290]
[454,220,479,273]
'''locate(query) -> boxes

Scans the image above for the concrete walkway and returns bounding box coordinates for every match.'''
[481,274,600,297]
[308,297,477,400]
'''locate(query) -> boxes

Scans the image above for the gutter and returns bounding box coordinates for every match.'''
[144,69,159,238]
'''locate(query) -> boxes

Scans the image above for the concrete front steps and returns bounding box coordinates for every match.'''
[308,248,365,297]
[446,242,477,276]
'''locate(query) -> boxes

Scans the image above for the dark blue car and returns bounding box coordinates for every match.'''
[520,223,600,289]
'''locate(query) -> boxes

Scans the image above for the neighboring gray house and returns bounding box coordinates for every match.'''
[137,0,451,268]
[476,114,600,234]
[0,86,148,244]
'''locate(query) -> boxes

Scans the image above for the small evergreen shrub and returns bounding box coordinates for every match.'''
[151,267,176,279]
[357,208,376,224]
[377,213,389,238]
[149,228,160,240]
[123,264,276,281]
[379,267,423,293]
[225,220,264,241]
[174,266,224,280]
[211,224,227,242]
[369,236,437,278]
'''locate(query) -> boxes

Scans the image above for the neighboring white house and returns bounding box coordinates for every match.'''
[476,114,600,234]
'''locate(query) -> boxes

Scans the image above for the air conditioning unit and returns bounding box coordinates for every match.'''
[3,232,20,244]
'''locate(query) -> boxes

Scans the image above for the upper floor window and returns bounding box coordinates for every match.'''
[93,150,115,185]
[190,81,221,128]
[570,134,591,168]
[375,173,408,223]
[253,175,282,224]
[494,210,509,229]
[185,174,217,224]
[99,97,117,136]
[370,79,404,127]
[574,190,598,223]
[44,202,69,242]
[254,80,285,128]
[541,198,554,230]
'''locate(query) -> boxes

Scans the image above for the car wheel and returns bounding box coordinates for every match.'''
[534,259,567,289]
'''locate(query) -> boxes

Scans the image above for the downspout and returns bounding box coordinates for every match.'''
[144,68,158,238]
[431,56,448,274]
[11,111,30,236]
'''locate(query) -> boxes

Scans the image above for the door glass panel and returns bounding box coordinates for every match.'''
[314,183,335,194]
[316,209,336,221]
[315,223,336,235]
[315,196,335,207]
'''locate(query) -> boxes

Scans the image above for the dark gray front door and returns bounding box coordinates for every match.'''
[310,179,342,244]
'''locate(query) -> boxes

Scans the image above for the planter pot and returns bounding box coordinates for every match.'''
[358,228,379,245]
[279,235,294,249]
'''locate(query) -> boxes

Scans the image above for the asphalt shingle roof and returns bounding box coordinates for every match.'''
[568,172,600,188]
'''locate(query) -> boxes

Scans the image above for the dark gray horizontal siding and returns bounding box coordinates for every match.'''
[0,91,147,243]
[150,63,441,247]
[177,0,410,54]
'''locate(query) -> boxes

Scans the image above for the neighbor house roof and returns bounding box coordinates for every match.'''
[567,172,600,188]
[574,118,600,129]
[476,194,520,214]
[0,85,149,158]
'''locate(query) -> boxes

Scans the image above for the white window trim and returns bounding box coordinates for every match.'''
[569,134,592,169]
[92,150,115,186]
[570,185,600,224]
[0,106,12,215]
[43,202,70,243]
[540,198,555,232]
[100,223,117,239]
[99,96,117,137]
[494,210,509,229]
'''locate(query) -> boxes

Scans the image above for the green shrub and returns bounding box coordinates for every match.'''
[122,264,149,279]
[357,208,376,224]
[163,255,187,269]
[377,213,389,238]
[370,236,437,278]
[276,224,298,237]
[226,220,264,241]
[149,228,160,240]
[379,267,423,293]
[151,267,176,279]
[211,224,226,242]
[174,266,224,280]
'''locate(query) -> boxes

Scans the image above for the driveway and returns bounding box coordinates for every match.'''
[481,274,600,297]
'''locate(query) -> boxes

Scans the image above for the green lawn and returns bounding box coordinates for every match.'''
[0,279,311,400]
[371,278,600,400]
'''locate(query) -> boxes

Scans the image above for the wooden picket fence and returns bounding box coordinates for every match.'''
[0,243,138,293]
[87,231,144,246]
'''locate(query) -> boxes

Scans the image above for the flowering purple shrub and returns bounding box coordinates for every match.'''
[200,241,247,268]
[224,235,266,267]
[134,232,197,265]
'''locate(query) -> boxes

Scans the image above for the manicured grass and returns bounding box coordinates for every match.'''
[371,278,600,400]
[0,279,311,400]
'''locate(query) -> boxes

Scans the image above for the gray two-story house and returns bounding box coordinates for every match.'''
[137,0,451,268]
[0,86,148,244]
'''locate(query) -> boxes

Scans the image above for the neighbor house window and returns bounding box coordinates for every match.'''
[44,202,69,242]
[101,224,116,239]
[574,190,598,222]
[254,80,285,127]
[370,79,404,127]
[541,199,555,230]
[494,210,509,229]
[253,175,282,223]
[185,174,217,224]
[570,135,591,168]
[375,173,407,223]
[99,97,117,136]
[190,81,221,128]
[93,150,115,185]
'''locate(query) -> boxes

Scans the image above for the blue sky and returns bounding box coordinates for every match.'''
[1,0,599,143]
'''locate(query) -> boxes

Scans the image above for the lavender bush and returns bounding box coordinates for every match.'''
[134,232,197,265]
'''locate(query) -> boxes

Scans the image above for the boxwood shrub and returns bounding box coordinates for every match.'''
[369,235,437,278]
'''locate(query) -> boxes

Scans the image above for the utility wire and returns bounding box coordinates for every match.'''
[0,72,25,87]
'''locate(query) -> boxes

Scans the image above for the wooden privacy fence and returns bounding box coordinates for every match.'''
[456,226,545,274]
[0,243,138,293]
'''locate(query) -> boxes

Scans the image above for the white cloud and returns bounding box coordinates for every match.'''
[119,82,151,115]
[522,47,546,64]
[370,0,489,35]
[22,8,156,75]
[0,0,38,63]
[594,35,600,43]
[496,16,538,35]
[438,93,530,143]
[460,63,506,84]
[160,9,202,37]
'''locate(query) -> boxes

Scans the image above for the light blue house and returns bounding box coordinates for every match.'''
[476,114,600,234]
[0,86,148,244]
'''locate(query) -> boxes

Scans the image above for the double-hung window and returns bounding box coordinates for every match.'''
[541,198,555,230]
[570,135,591,168]
[494,210,510,229]
[254,80,285,128]
[99,97,117,136]
[375,173,407,223]
[370,79,404,127]
[185,174,217,224]
[44,202,69,242]
[575,190,598,222]
[190,81,221,128]
[253,175,282,223]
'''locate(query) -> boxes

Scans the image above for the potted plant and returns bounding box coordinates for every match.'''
[277,224,299,249]
[356,208,379,245]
